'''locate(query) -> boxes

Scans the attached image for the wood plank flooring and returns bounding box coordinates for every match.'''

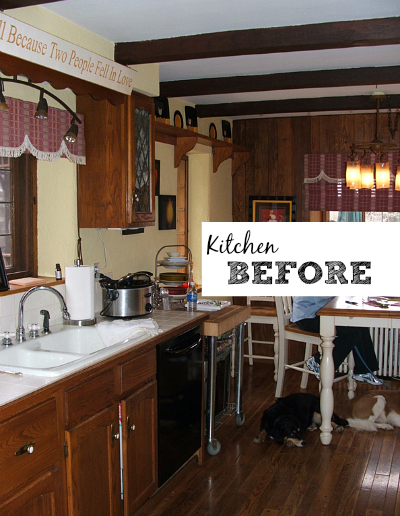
[136,362,400,516]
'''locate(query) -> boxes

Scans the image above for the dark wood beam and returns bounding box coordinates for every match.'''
[0,0,63,8]
[161,66,400,98]
[196,94,400,118]
[115,18,400,65]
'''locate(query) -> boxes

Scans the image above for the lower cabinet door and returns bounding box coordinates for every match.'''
[0,469,63,516]
[65,405,121,516]
[121,381,157,515]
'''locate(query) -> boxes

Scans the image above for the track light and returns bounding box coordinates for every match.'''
[64,119,79,143]
[34,89,48,120]
[1,76,81,143]
[0,80,8,111]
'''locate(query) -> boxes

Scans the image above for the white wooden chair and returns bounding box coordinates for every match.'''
[244,297,279,381]
[274,296,355,399]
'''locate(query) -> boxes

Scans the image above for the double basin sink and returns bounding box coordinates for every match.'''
[0,326,148,377]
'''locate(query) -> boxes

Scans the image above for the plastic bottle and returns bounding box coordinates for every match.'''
[55,263,62,280]
[186,281,197,312]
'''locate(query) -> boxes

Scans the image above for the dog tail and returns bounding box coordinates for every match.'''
[347,418,378,432]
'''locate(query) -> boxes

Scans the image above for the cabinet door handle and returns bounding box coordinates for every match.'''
[111,423,120,447]
[15,441,35,456]
[126,416,136,438]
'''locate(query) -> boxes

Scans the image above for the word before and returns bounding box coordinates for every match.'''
[228,261,371,285]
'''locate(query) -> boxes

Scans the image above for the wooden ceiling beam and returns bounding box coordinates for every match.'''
[160,66,400,98]
[115,18,400,65]
[195,94,400,118]
[0,0,63,8]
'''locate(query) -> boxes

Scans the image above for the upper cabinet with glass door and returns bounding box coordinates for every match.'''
[76,92,155,228]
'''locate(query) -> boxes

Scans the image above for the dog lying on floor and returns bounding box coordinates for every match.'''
[346,390,400,431]
[254,393,348,447]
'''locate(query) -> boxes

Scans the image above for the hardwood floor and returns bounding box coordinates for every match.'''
[136,362,400,516]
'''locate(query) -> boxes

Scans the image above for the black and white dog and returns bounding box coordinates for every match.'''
[254,393,348,447]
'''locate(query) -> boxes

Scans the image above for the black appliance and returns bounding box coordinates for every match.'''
[156,325,203,487]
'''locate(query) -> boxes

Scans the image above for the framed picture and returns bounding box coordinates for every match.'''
[154,97,170,122]
[221,120,232,142]
[155,159,160,196]
[0,248,9,292]
[249,196,296,222]
[158,195,176,230]
[185,106,197,129]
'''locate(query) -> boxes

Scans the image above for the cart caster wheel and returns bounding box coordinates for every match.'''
[236,412,245,426]
[207,439,221,455]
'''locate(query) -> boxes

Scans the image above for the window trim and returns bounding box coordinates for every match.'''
[5,155,37,280]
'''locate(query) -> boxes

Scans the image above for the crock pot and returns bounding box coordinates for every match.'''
[100,271,154,317]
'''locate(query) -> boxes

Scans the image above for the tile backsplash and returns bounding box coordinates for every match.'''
[0,280,104,337]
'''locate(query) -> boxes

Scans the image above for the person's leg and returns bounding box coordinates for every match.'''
[297,319,378,373]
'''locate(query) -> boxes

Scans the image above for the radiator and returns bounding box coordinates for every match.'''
[371,327,400,378]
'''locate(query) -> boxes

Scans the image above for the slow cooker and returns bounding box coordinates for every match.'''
[100,271,154,317]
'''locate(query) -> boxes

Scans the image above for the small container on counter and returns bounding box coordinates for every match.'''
[55,263,62,280]
[160,287,171,310]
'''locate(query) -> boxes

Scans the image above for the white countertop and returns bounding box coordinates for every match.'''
[0,309,205,407]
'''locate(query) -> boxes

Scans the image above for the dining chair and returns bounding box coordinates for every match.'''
[274,296,355,399]
[243,297,279,381]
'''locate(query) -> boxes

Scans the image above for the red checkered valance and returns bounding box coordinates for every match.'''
[0,96,85,164]
[304,153,400,212]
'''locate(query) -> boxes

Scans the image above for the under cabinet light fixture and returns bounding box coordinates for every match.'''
[0,76,81,143]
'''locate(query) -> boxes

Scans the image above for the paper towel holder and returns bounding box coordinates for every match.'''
[69,317,96,326]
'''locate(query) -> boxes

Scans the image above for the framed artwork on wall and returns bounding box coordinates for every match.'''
[154,97,170,122]
[158,195,176,230]
[249,196,296,222]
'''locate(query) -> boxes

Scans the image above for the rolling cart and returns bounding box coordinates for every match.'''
[203,304,251,455]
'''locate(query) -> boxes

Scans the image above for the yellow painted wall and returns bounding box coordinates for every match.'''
[3,6,232,287]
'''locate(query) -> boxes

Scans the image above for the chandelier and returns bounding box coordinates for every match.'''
[346,92,400,191]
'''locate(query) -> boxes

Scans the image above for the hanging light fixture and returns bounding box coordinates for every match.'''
[0,76,81,143]
[395,166,400,191]
[347,92,399,156]
[346,160,361,189]
[375,162,391,189]
[360,164,374,189]
[64,118,79,143]
[0,80,8,111]
[34,89,48,120]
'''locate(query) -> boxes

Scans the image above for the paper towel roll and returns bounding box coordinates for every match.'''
[65,265,95,321]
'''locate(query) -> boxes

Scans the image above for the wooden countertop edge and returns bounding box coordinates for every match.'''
[0,277,64,296]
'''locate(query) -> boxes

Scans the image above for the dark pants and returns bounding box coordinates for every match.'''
[296,316,379,374]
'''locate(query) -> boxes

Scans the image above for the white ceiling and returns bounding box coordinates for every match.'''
[43,0,400,119]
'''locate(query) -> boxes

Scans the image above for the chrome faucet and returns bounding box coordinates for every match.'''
[16,286,70,342]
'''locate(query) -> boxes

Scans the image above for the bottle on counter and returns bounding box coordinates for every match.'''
[55,263,62,280]
[186,281,197,312]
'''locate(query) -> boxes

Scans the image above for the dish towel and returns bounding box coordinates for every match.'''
[96,318,162,347]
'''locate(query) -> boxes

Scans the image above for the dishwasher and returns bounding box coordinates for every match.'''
[156,325,203,487]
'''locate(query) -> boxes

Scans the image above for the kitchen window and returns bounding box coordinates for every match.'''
[0,155,36,280]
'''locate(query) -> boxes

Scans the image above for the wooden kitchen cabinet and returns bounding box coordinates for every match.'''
[121,381,157,515]
[64,351,157,516]
[77,91,155,228]
[0,398,63,516]
[65,405,121,516]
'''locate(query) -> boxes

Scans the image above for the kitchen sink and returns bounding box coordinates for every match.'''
[0,326,149,377]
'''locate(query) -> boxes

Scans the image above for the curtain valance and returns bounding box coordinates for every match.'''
[304,153,400,212]
[0,96,85,164]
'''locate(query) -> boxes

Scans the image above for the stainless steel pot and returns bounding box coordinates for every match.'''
[100,271,154,317]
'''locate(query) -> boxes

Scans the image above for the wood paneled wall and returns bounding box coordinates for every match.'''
[232,113,400,222]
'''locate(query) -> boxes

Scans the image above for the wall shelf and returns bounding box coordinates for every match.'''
[155,120,250,174]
